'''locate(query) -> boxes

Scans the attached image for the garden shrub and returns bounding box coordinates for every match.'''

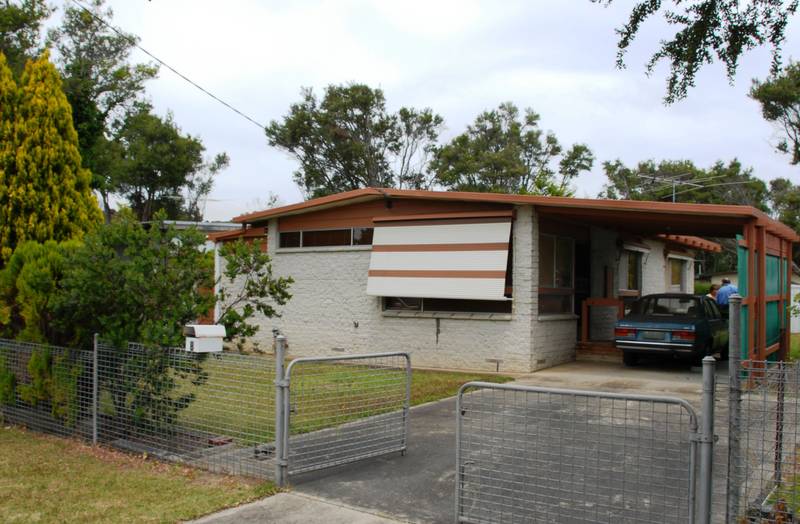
[50,354,82,427]
[18,348,52,406]
[0,355,15,405]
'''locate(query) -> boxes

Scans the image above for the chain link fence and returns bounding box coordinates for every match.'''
[455,381,701,524]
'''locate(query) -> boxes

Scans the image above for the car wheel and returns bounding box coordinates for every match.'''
[623,352,638,367]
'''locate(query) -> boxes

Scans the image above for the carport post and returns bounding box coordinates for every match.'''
[274,335,288,487]
[726,295,742,523]
[697,356,716,524]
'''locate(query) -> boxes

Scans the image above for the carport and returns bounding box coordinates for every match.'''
[528,197,798,361]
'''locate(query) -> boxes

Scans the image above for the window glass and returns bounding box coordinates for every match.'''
[539,235,555,287]
[384,297,422,311]
[632,296,700,317]
[538,293,573,315]
[302,229,352,247]
[423,298,512,314]
[352,227,374,245]
[555,238,573,288]
[383,297,511,314]
[626,251,642,290]
[279,231,301,248]
[670,258,685,289]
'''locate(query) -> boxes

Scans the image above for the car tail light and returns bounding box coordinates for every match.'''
[672,330,696,342]
[615,327,636,338]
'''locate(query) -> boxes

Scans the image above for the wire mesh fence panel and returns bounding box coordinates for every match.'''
[96,342,277,480]
[711,362,732,524]
[0,339,94,441]
[284,353,410,476]
[727,359,800,523]
[456,382,699,524]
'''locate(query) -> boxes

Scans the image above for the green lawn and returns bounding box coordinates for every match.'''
[177,357,514,442]
[0,426,277,524]
[791,334,800,361]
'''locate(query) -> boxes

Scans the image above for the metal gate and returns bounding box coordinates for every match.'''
[456,382,702,524]
[273,337,411,485]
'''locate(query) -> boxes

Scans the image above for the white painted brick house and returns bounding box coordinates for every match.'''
[212,188,727,373]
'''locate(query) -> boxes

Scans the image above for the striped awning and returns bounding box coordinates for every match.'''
[366,211,512,301]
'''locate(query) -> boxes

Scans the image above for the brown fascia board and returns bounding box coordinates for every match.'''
[233,187,799,242]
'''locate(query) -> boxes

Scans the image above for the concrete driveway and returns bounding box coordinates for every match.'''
[196,359,728,524]
[290,359,724,523]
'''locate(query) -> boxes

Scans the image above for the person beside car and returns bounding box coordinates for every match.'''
[716,278,738,317]
[706,283,720,302]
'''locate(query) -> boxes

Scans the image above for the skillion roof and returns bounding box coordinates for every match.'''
[230,187,798,243]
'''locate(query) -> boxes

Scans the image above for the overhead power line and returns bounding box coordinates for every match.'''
[67,0,266,130]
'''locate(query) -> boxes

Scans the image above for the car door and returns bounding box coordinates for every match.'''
[703,298,726,351]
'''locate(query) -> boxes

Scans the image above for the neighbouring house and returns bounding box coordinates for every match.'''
[210,188,797,373]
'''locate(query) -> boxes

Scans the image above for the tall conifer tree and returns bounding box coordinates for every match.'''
[0,51,101,261]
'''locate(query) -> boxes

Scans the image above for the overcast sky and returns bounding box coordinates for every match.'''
[91,0,800,221]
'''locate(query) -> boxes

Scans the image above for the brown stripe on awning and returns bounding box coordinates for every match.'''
[374,217,512,227]
[372,210,513,223]
[368,270,506,279]
[372,242,509,252]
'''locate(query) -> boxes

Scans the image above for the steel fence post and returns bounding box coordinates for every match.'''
[454,384,466,524]
[92,333,99,445]
[726,294,742,523]
[697,355,716,524]
[274,335,288,486]
[402,354,411,456]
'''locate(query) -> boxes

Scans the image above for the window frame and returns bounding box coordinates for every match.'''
[278,227,374,249]
[538,234,575,316]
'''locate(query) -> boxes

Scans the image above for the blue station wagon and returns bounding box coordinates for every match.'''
[614,294,728,366]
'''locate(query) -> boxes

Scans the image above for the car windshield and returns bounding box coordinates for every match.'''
[631,296,701,318]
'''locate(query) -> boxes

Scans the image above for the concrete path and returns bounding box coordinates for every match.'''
[190,492,403,524]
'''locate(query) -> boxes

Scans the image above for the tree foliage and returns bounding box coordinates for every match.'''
[751,61,800,165]
[48,0,158,220]
[432,102,594,195]
[769,177,800,233]
[596,0,799,103]
[0,0,51,77]
[0,240,80,344]
[0,51,102,262]
[600,158,769,208]
[114,104,228,222]
[54,210,215,349]
[216,240,293,350]
[266,84,443,197]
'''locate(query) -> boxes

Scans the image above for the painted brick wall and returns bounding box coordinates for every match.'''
[222,206,537,373]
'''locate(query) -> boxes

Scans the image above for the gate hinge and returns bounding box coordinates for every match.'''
[277,458,288,466]
[276,379,290,388]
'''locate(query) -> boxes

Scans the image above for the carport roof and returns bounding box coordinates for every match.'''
[233,188,798,242]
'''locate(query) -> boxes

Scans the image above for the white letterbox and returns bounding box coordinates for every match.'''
[183,324,226,353]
